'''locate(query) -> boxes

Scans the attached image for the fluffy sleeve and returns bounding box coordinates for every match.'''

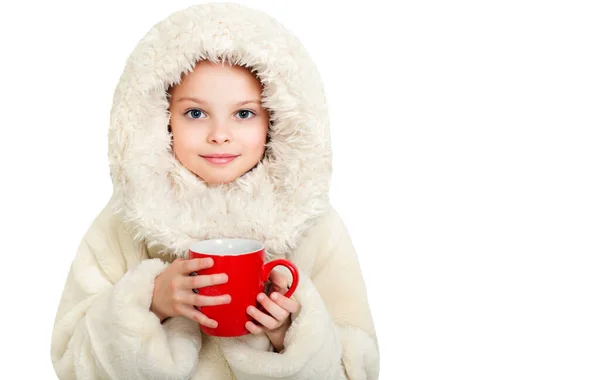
[220,209,380,379]
[50,204,202,380]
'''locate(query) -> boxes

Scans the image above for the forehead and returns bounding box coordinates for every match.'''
[170,60,263,96]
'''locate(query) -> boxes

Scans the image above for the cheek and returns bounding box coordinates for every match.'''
[240,124,268,151]
[172,140,196,166]
[171,122,201,155]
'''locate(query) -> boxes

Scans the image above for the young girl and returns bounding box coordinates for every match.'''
[51,3,379,379]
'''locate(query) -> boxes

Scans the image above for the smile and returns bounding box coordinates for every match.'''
[200,154,239,165]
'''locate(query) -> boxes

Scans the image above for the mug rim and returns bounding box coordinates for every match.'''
[189,238,264,256]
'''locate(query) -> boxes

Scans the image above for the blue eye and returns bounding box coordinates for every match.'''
[237,110,255,119]
[185,109,205,119]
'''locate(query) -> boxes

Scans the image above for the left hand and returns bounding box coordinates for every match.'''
[245,270,300,352]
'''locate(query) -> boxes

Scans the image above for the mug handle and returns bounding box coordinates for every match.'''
[262,259,299,298]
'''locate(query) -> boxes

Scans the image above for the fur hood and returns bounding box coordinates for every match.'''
[107,2,332,258]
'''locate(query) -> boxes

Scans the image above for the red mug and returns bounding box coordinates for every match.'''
[189,238,300,337]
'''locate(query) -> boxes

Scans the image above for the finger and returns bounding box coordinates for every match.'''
[183,273,228,289]
[257,293,288,321]
[245,321,265,335]
[246,305,280,330]
[269,282,284,294]
[181,292,232,307]
[178,258,214,274]
[180,305,218,329]
[269,270,290,289]
[269,292,300,314]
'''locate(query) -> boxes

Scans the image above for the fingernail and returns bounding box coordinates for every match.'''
[257,293,265,301]
[271,292,279,300]
[247,306,254,314]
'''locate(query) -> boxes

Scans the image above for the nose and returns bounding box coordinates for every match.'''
[206,122,232,144]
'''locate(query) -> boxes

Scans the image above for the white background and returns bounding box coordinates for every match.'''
[1,0,599,379]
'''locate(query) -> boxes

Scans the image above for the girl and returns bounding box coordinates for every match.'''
[51,3,379,379]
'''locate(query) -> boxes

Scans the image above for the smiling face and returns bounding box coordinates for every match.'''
[168,60,270,185]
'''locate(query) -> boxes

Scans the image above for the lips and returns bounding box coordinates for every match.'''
[201,154,239,165]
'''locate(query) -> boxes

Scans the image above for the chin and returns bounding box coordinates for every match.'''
[192,162,259,185]
[197,172,241,185]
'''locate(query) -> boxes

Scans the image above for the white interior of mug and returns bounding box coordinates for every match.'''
[190,239,263,256]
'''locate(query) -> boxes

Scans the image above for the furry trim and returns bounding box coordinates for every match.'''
[81,259,201,379]
[107,2,332,258]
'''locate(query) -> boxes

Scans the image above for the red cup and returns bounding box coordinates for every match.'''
[189,238,299,337]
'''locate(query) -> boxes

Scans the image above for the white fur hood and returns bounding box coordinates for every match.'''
[107,2,332,258]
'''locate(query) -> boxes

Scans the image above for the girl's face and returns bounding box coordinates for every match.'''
[168,61,269,185]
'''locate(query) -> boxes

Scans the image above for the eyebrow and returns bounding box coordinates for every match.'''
[175,97,261,107]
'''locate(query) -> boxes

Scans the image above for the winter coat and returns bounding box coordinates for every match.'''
[51,3,379,379]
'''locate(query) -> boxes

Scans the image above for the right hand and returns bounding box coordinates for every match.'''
[150,258,230,328]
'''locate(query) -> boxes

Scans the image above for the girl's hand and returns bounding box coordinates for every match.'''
[151,258,231,329]
[245,271,300,352]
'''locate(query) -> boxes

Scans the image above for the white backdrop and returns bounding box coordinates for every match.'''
[1,0,599,379]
